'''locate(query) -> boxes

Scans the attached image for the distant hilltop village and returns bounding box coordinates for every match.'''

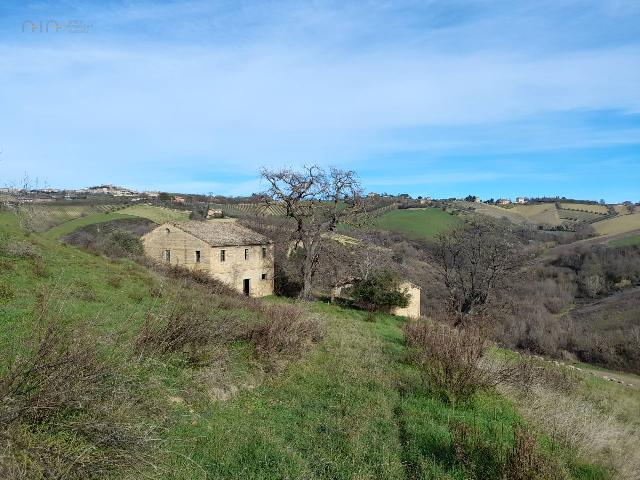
[1,183,637,209]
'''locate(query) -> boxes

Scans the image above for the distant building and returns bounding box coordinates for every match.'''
[496,198,511,205]
[172,195,186,204]
[207,208,224,219]
[142,220,274,297]
[86,184,136,196]
[419,197,432,205]
[144,191,160,198]
[516,197,526,204]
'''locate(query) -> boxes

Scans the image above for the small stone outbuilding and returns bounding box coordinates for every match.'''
[390,281,421,318]
[142,219,274,297]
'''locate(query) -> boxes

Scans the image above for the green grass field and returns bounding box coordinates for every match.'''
[373,208,462,239]
[610,234,640,247]
[0,211,630,478]
[114,204,190,223]
[43,212,138,239]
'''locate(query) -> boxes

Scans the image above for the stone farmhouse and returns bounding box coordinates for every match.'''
[142,220,274,297]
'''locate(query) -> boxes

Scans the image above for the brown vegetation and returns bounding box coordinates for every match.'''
[0,319,158,479]
[403,317,525,403]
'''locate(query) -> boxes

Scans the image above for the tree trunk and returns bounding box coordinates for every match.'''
[300,236,320,300]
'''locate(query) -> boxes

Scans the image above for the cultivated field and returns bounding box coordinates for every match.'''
[210,202,286,217]
[15,204,122,231]
[560,203,609,215]
[510,204,562,225]
[115,204,190,223]
[453,201,528,224]
[558,209,604,222]
[593,213,640,235]
[373,207,462,239]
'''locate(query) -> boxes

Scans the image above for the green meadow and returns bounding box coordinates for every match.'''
[373,208,462,240]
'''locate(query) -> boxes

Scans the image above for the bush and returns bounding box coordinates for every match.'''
[0,321,155,478]
[134,301,238,361]
[0,282,14,301]
[0,324,107,427]
[346,270,410,313]
[99,230,143,258]
[404,318,522,403]
[248,303,324,370]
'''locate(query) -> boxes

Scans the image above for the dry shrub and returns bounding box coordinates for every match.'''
[0,281,14,301]
[29,257,48,278]
[248,303,324,370]
[107,275,123,289]
[404,318,523,403]
[0,240,41,259]
[139,259,235,296]
[134,299,243,364]
[503,427,564,480]
[0,316,160,479]
[449,421,563,480]
[0,324,107,427]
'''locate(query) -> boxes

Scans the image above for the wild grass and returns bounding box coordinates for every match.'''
[0,211,620,478]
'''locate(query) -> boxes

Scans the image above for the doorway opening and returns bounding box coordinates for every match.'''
[243,279,250,296]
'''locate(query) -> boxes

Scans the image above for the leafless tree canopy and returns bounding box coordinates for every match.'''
[432,221,525,326]
[260,165,365,299]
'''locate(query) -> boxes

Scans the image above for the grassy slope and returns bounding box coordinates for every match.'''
[593,213,640,235]
[373,208,462,240]
[560,203,609,215]
[114,205,190,224]
[42,212,138,239]
[511,204,562,225]
[453,201,528,224]
[0,212,611,479]
[610,234,640,247]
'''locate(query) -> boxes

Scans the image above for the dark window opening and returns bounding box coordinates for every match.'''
[163,249,171,262]
[262,247,267,258]
[220,249,226,262]
[195,250,201,263]
[261,273,267,280]
[244,248,249,260]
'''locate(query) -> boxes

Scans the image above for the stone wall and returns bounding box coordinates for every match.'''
[142,223,274,297]
[391,282,421,318]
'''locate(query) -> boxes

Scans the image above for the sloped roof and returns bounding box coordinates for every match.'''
[171,220,271,247]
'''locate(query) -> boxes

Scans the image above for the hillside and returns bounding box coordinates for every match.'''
[114,204,190,224]
[372,207,462,240]
[1,211,638,478]
[593,213,640,235]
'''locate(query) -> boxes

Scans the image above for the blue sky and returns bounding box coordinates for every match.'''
[0,1,639,201]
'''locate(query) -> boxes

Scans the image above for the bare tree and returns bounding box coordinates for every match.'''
[432,221,525,326]
[260,165,365,299]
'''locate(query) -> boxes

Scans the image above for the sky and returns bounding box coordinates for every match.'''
[0,0,639,202]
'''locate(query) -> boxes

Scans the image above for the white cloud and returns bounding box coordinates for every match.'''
[0,0,638,192]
